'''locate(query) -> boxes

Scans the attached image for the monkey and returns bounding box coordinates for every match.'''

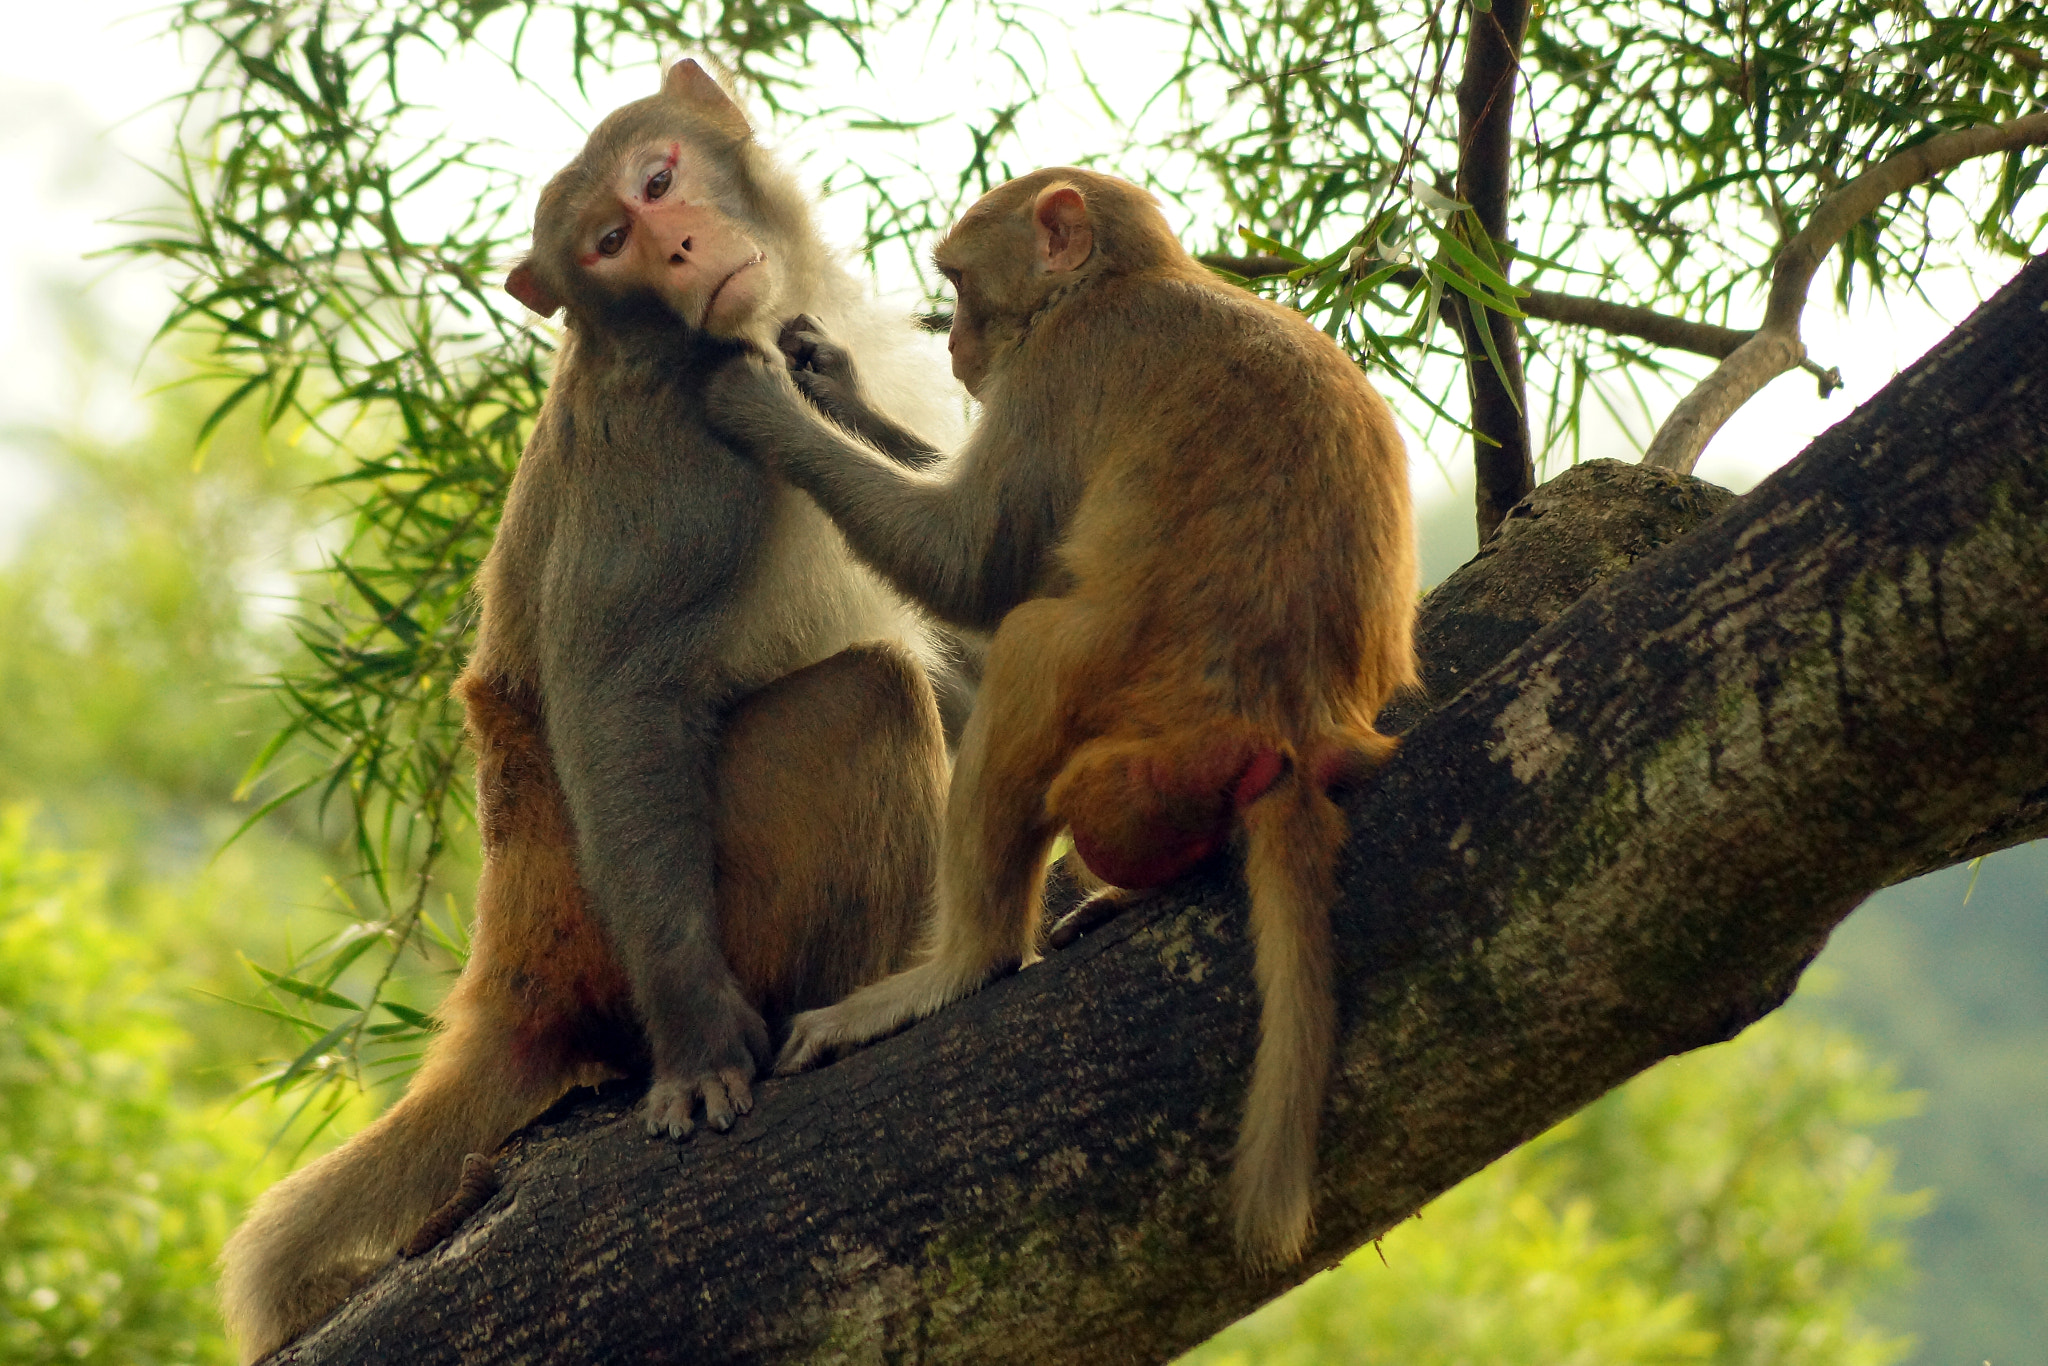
[217,61,960,1362]
[704,166,1417,1266]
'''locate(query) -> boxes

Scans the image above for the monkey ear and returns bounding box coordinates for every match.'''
[662,59,753,138]
[1033,186,1095,274]
[505,261,562,319]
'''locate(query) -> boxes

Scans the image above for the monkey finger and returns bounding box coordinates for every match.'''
[694,1066,757,1133]
[777,314,824,369]
[792,368,847,415]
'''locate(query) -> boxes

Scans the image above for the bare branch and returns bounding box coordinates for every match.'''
[1643,111,2048,472]
[1193,256,1763,364]
[1455,0,1535,541]
[1517,290,1752,359]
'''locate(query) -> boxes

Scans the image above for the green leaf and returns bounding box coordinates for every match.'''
[248,961,365,1013]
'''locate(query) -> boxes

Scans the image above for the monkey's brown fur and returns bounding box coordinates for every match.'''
[218,63,953,1362]
[708,167,1416,1264]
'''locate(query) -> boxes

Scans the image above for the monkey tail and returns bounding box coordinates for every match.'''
[1231,757,1349,1267]
[218,1005,568,1363]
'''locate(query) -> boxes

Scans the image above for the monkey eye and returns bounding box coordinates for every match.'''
[597,225,628,257]
[645,166,673,200]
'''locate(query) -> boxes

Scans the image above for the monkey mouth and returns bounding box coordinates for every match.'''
[702,253,768,328]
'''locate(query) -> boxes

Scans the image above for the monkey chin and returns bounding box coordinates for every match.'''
[699,255,772,336]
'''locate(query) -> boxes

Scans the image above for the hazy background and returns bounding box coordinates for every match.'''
[1,5,2041,1363]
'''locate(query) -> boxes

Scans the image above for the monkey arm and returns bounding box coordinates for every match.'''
[778,315,945,470]
[707,356,1068,632]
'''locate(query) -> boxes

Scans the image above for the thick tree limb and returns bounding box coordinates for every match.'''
[271,254,2048,1365]
[1454,0,1536,541]
[1642,111,2048,472]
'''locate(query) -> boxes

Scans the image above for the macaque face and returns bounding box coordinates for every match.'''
[935,250,993,395]
[933,183,1094,397]
[933,216,1038,396]
[573,139,771,334]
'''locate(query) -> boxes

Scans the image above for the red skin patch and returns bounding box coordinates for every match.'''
[1072,826,1221,891]
[1071,744,1287,890]
[1233,747,1285,807]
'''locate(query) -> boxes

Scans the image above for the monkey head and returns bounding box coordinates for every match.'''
[934,168,1180,395]
[506,60,793,340]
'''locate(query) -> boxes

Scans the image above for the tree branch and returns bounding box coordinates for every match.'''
[1642,110,2048,472]
[1195,256,1762,364]
[265,252,2048,1366]
[1516,288,1750,358]
[1454,0,1536,542]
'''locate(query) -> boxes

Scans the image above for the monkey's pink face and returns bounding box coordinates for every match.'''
[943,297,990,396]
[935,251,996,395]
[581,142,770,334]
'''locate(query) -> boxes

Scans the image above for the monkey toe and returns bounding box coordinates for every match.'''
[643,1059,762,1137]
[699,1068,756,1132]
[1048,885,1161,949]
[641,1079,699,1140]
[773,1011,842,1075]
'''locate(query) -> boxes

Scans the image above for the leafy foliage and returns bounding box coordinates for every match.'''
[0,808,276,1366]
[1182,1010,1924,1366]
[1148,0,2048,457]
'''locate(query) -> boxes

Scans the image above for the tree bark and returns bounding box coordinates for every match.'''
[270,252,2048,1365]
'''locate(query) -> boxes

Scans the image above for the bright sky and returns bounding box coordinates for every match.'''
[0,1,2023,563]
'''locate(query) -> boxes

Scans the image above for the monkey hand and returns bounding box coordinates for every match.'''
[777,313,866,422]
[702,349,810,470]
[642,985,773,1139]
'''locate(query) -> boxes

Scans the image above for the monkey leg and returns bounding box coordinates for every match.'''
[221,674,631,1364]
[776,599,1088,1073]
[712,640,947,1023]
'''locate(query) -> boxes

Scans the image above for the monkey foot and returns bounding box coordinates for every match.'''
[642,1066,755,1138]
[1048,885,1162,949]
[775,958,994,1074]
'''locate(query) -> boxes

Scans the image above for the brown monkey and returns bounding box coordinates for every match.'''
[706,167,1416,1265]
[218,61,956,1361]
